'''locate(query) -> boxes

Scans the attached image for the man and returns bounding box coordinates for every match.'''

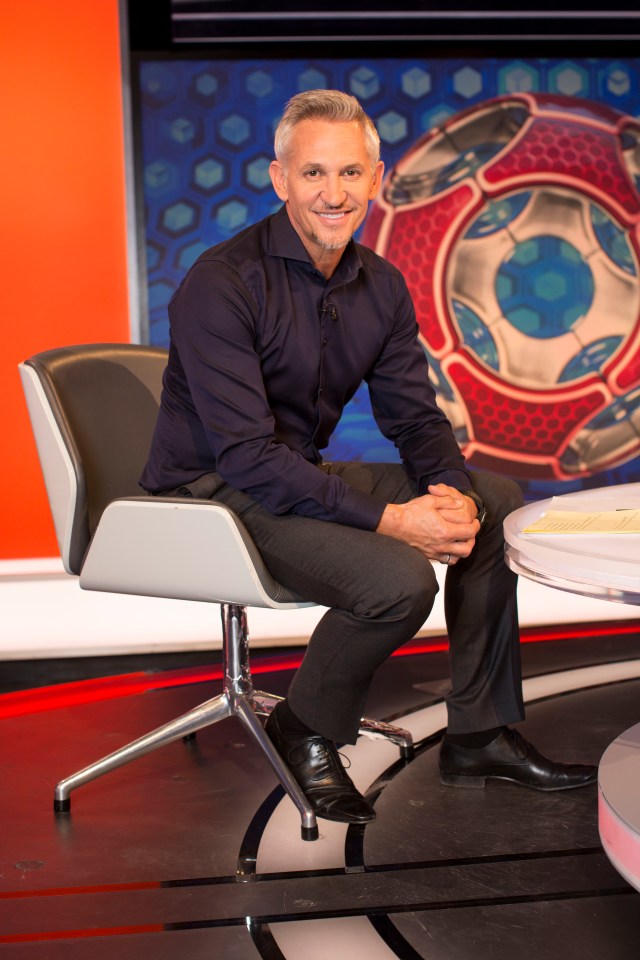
[140,90,596,825]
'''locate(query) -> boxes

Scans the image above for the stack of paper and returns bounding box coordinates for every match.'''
[523,509,640,535]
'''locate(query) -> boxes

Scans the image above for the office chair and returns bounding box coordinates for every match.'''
[20,343,414,841]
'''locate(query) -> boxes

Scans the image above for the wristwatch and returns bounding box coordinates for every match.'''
[462,490,487,527]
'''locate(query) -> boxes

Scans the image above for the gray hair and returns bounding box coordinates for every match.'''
[274,89,380,169]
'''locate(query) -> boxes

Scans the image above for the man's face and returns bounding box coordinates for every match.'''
[269,118,384,275]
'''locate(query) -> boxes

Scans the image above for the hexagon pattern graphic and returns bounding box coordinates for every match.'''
[136,57,640,497]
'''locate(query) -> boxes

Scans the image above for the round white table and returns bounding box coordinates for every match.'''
[503,481,640,606]
[504,482,640,891]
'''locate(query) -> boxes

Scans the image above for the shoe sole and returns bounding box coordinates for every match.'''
[314,810,377,824]
[439,770,597,791]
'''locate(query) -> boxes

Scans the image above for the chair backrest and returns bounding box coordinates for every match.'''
[20,344,168,575]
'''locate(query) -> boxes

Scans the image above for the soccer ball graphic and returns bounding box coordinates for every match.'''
[363,93,640,481]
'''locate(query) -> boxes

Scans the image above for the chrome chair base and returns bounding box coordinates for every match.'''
[53,604,414,842]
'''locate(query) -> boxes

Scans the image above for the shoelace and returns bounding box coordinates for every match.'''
[293,739,351,770]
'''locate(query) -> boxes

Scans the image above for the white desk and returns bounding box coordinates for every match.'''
[504,482,640,892]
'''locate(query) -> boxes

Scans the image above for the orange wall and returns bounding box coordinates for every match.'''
[1,1,131,559]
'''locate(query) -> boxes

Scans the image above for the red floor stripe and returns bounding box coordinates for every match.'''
[0,620,637,720]
[0,925,165,944]
[0,880,161,900]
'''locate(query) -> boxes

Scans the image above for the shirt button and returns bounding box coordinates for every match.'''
[322,338,328,346]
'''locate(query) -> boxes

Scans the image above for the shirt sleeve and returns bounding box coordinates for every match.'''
[169,259,387,530]
[365,274,472,495]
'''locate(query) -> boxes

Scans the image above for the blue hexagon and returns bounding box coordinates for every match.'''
[508,306,545,335]
[453,66,483,100]
[298,67,328,91]
[194,71,218,99]
[498,61,539,94]
[245,155,272,191]
[549,62,588,98]
[378,110,408,145]
[144,160,178,194]
[216,199,248,233]
[169,116,197,145]
[193,156,225,191]
[350,66,380,100]
[605,63,632,98]
[139,63,177,103]
[162,201,198,234]
[401,66,431,99]
[535,270,567,302]
[219,113,251,147]
[246,70,274,98]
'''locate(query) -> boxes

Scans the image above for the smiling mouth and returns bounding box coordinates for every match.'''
[316,210,351,221]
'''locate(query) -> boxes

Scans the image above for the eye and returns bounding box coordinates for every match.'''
[343,168,361,178]
[304,168,321,179]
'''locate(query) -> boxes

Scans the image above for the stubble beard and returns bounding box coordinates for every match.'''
[311,230,352,253]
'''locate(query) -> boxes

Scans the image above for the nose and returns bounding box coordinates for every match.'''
[320,174,347,208]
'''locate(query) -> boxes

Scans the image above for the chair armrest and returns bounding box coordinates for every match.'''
[79,497,312,609]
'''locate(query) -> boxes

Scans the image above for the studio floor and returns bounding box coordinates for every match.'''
[2,620,640,959]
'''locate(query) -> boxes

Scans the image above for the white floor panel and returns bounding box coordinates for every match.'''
[270,916,402,960]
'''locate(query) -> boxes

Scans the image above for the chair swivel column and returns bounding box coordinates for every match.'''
[222,602,319,841]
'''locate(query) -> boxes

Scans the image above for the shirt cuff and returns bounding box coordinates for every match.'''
[333,484,388,531]
[419,469,472,495]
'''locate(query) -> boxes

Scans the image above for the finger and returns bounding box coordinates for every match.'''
[438,552,461,566]
[431,497,466,515]
[443,538,475,561]
[427,483,463,501]
[437,508,478,527]
[435,498,465,510]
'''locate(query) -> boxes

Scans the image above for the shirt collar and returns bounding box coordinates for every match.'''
[267,204,362,284]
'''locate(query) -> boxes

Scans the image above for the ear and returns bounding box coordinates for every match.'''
[269,160,288,201]
[369,160,385,200]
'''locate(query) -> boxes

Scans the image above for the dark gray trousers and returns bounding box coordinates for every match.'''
[178,464,525,743]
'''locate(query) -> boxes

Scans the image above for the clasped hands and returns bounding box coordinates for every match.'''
[376,483,481,565]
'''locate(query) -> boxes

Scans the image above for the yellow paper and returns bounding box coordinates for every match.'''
[523,509,640,535]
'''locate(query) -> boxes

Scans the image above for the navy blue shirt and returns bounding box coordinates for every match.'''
[140,205,471,530]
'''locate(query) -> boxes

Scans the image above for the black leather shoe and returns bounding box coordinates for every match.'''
[265,710,376,823]
[439,728,597,791]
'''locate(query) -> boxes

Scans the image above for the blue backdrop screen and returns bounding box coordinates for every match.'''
[134,54,640,498]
